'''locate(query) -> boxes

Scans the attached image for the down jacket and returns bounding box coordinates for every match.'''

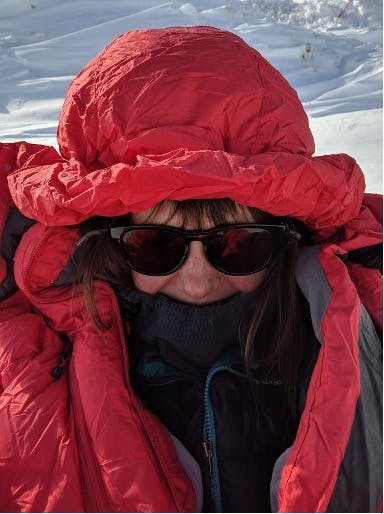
[0,26,382,512]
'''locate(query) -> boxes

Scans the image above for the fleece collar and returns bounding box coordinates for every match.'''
[117,288,259,372]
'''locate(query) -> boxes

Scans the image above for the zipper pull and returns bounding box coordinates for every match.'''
[51,342,73,380]
[203,441,213,478]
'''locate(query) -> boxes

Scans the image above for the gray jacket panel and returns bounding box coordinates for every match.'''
[296,246,382,513]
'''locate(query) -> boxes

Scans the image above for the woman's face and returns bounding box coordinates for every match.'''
[130,203,265,305]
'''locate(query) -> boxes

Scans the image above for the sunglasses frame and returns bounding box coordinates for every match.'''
[105,222,301,276]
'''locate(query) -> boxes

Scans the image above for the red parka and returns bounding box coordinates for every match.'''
[0,26,382,512]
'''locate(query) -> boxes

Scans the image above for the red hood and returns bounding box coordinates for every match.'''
[0,28,382,513]
[7,26,367,235]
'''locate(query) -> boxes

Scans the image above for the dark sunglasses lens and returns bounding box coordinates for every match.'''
[121,229,186,275]
[206,228,272,274]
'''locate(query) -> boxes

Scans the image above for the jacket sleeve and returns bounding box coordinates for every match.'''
[0,291,85,512]
[2,219,199,513]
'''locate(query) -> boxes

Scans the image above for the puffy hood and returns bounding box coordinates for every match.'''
[0,27,382,514]
[58,26,314,161]
[8,26,366,233]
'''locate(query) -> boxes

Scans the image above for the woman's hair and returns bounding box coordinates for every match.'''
[73,198,306,420]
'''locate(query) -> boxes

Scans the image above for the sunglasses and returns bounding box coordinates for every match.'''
[96,222,300,276]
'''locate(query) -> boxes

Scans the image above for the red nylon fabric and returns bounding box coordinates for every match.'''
[0,26,382,512]
[347,263,382,334]
[0,141,54,282]
[0,223,196,512]
[7,27,365,236]
[279,245,361,512]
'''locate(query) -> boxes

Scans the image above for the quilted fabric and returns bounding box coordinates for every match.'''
[7,26,368,237]
[0,26,382,513]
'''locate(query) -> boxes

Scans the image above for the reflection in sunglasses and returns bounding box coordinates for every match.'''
[107,223,297,276]
[219,229,253,258]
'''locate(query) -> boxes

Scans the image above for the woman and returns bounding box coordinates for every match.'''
[0,26,382,512]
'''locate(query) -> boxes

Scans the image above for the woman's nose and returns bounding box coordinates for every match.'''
[178,241,218,300]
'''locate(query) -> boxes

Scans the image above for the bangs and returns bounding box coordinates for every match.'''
[144,199,271,229]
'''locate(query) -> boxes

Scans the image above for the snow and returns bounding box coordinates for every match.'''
[0,0,382,192]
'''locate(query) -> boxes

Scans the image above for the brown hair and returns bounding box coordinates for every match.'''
[73,198,305,419]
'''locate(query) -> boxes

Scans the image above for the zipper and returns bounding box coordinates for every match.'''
[22,227,51,293]
[51,341,72,379]
[21,225,79,295]
[202,441,213,478]
[202,364,246,512]
[71,386,114,512]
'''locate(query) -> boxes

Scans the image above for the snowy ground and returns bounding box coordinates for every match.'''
[0,0,382,192]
